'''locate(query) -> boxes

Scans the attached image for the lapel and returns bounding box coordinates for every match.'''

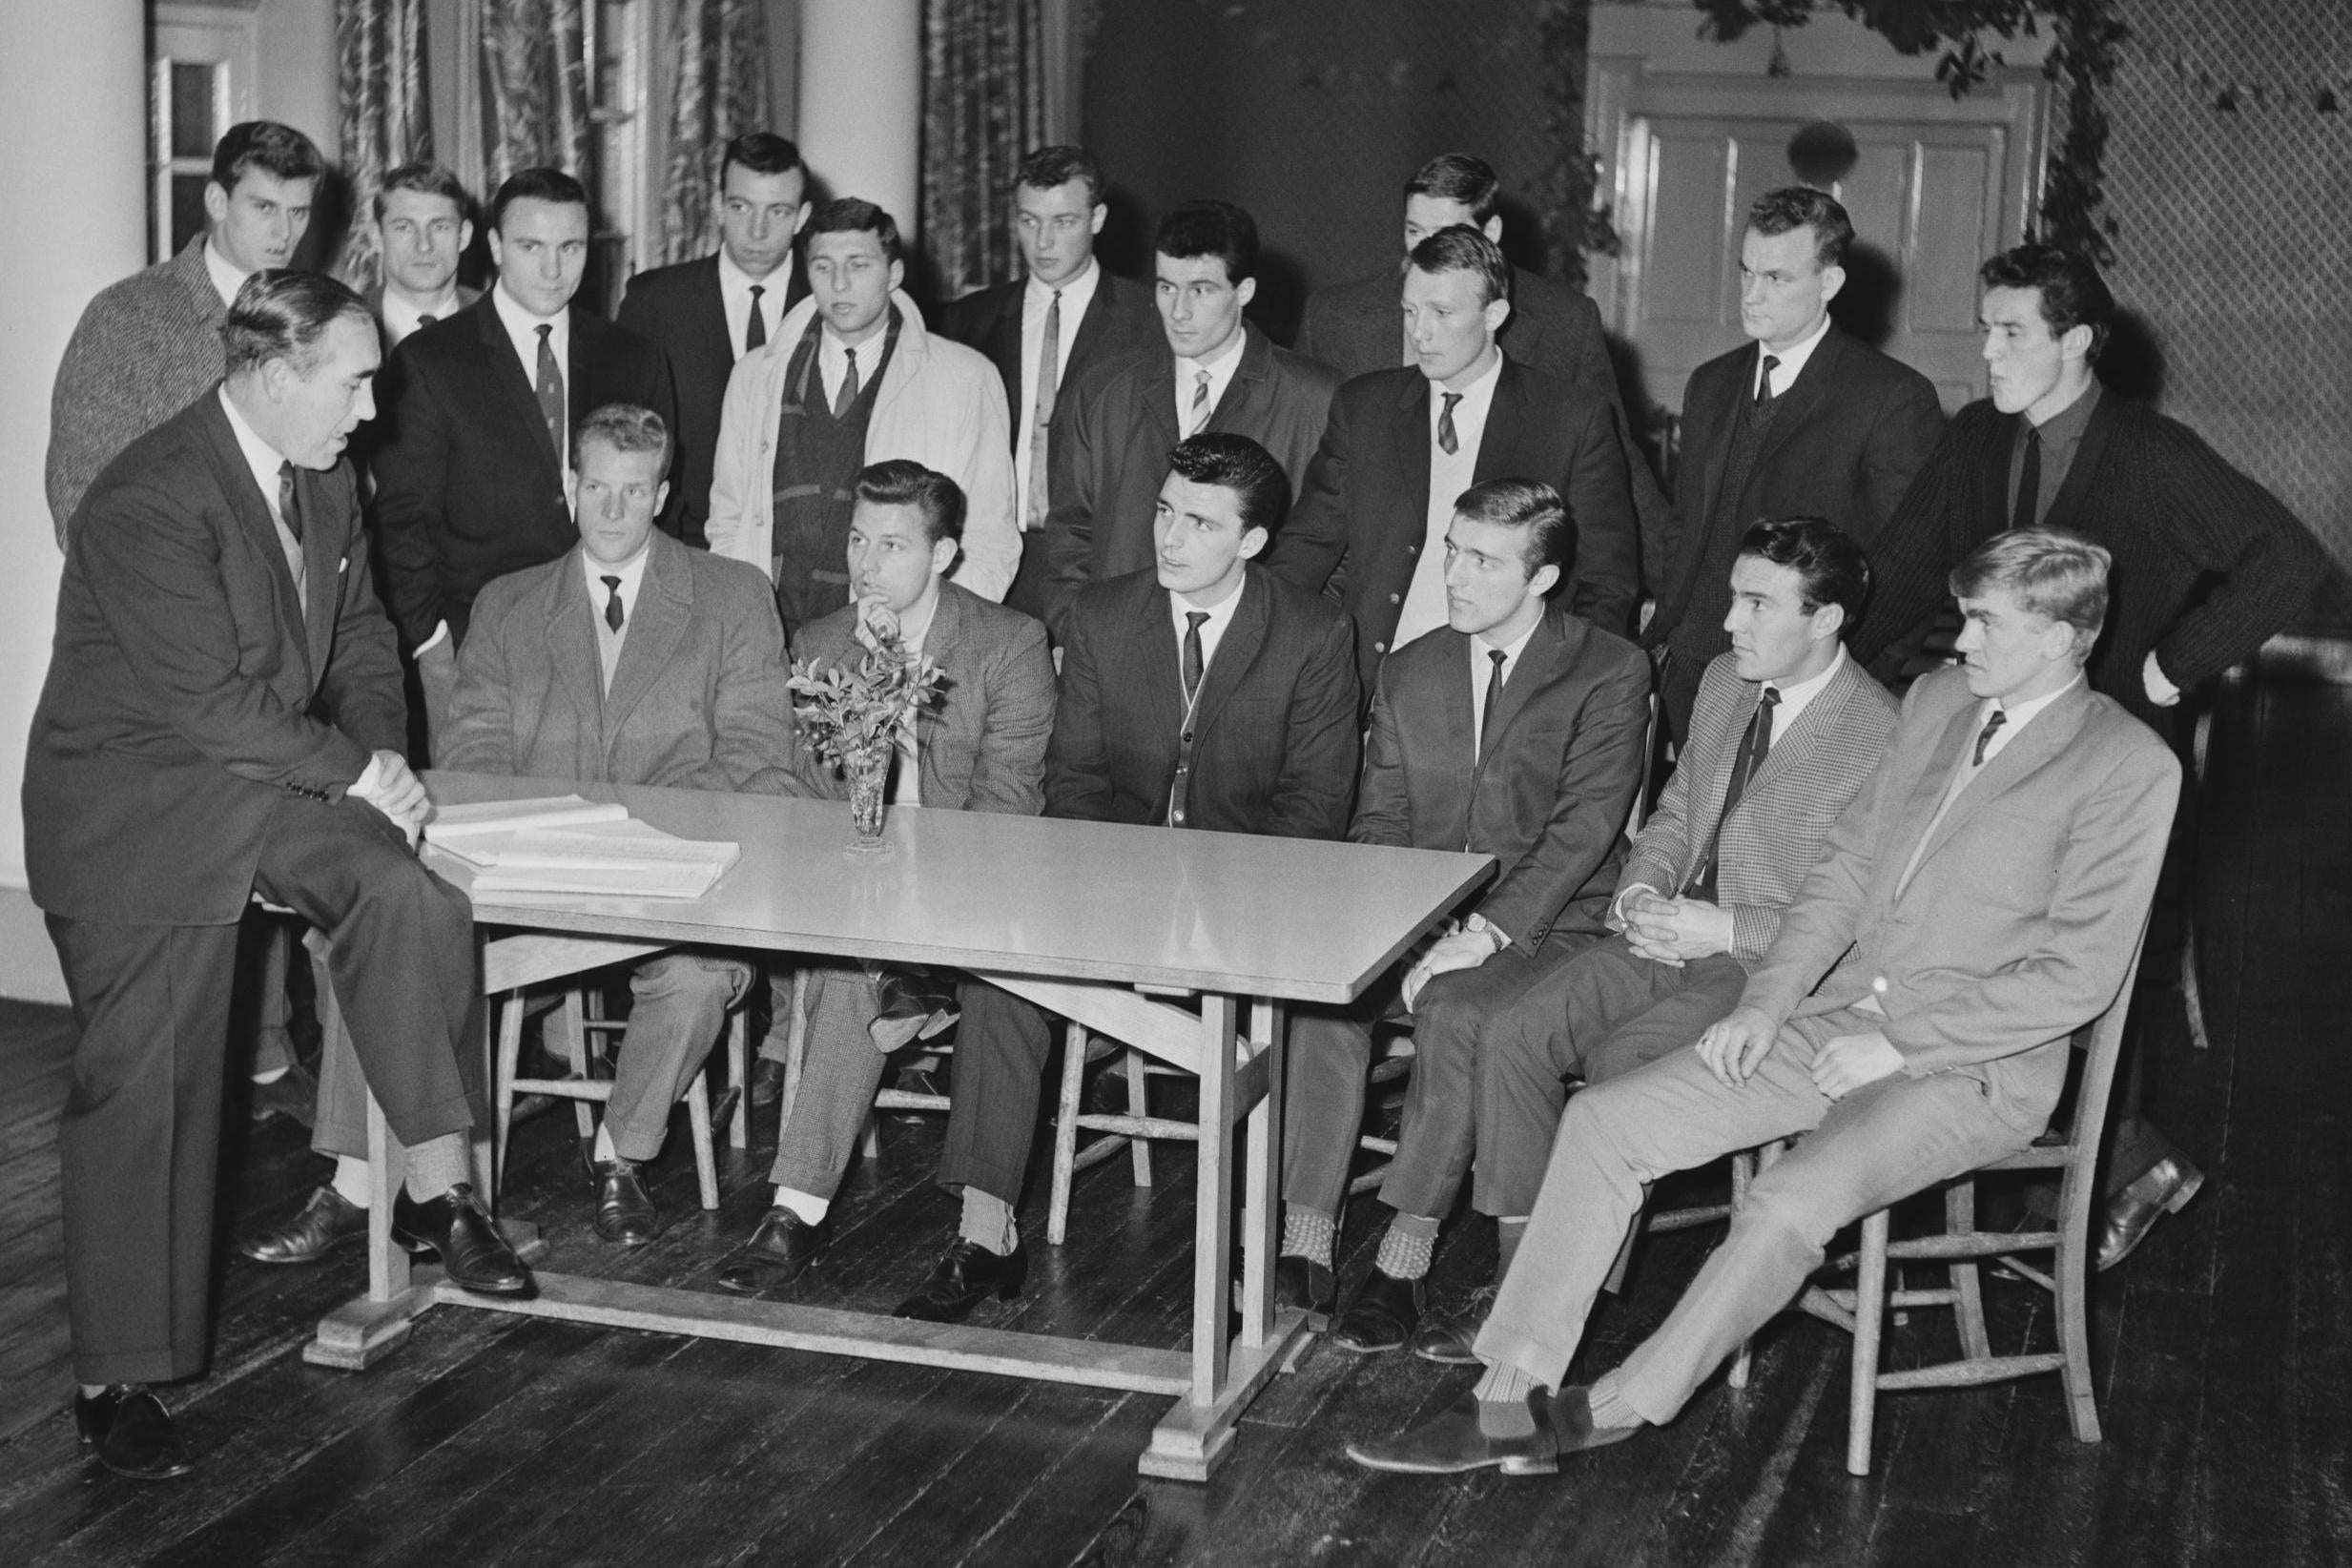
[295,466,343,681]
[174,237,227,328]
[1690,350,1747,529]
[1063,272,1119,372]
[914,580,965,786]
[2043,387,2121,532]
[1472,356,1528,483]
[1477,608,1572,770]
[1972,404,2023,526]
[1748,328,1836,473]
[1188,567,1269,745]
[984,286,1024,412]
[1908,683,2090,882]
[1432,630,1478,818]
[1393,373,1434,528]
[473,294,564,478]
[601,536,691,744]
[690,256,734,370]
[1205,324,1280,436]
[1741,652,1852,801]
[198,397,316,688]
[1123,580,1187,772]
[543,548,609,745]
[1137,340,1182,450]
[1687,680,1760,867]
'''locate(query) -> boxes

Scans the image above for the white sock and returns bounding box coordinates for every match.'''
[774,1186,829,1226]
[332,1155,372,1210]
[251,1065,291,1085]
[593,1123,617,1163]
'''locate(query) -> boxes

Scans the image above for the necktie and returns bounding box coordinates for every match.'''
[2012,424,2042,532]
[534,323,565,453]
[602,575,625,632]
[1756,353,1781,406]
[1478,648,1507,753]
[1189,368,1211,434]
[1437,391,1464,457]
[834,347,860,418]
[277,461,303,543]
[1183,611,1209,701]
[1972,707,2008,766]
[746,283,767,354]
[1027,289,1063,529]
[1689,687,1779,899]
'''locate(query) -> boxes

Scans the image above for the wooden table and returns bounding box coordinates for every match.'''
[305,774,1491,1480]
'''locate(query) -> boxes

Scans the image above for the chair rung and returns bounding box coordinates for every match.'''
[1072,1112,1201,1143]
[1994,1254,2058,1292]
[1888,1289,1960,1308]
[1072,1134,1133,1172]
[1648,1203,1732,1233]
[1368,1059,1413,1084]
[579,1018,625,1033]
[1874,1352,2066,1392]
[1981,1148,2072,1170]
[1886,1230,2059,1260]
[874,1091,949,1112]
[508,1077,612,1102]
[1358,1136,1398,1157]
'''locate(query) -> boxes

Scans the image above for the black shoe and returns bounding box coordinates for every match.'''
[237,1185,368,1265]
[74,1385,194,1480]
[390,1183,535,1296]
[1412,1283,1499,1365]
[716,1207,828,1293]
[749,1057,789,1112]
[589,1158,658,1246]
[1331,1268,1426,1353]
[892,1236,1027,1322]
[2097,1154,2205,1271]
[871,969,960,1052]
[1275,1255,1337,1331]
[249,1062,320,1127]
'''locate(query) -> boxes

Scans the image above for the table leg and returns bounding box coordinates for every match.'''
[304,1073,428,1369]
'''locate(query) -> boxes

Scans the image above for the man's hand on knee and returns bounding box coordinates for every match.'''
[348,750,429,843]
[1808,1031,1904,1100]
[1696,1004,1778,1087]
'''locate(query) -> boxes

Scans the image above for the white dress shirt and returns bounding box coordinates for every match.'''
[1173,327,1248,437]
[717,248,792,362]
[380,285,462,346]
[1468,611,1540,759]
[582,541,651,691]
[1014,258,1102,526]
[1753,313,1832,400]
[817,318,891,410]
[1170,571,1248,695]
[202,239,249,310]
[1393,350,1506,651]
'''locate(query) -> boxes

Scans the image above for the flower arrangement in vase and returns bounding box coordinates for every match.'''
[787,631,945,856]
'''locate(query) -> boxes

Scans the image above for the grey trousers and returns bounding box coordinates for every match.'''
[1473,1009,2036,1422]
[769,963,891,1200]
[936,977,1055,1205]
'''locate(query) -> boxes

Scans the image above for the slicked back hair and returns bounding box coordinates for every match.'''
[1155,199,1260,287]
[1405,154,1501,226]
[220,270,372,377]
[372,162,470,224]
[719,131,806,184]
[1409,226,1511,307]
[491,167,590,232]
[1015,145,1104,208]
[1979,243,2115,359]
[1950,526,2112,655]
[856,460,967,545]
[1453,477,1574,582]
[574,402,672,472]
[211,121,324,194]
[1746,185,1853,271]
[1166,432,1289,539]
[1739,517,1871,625]
[806,197,903,266]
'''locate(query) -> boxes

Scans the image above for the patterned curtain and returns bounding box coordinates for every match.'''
[657,0,773,265]
[921,0,1050,300]
[335,0,434,289]
[478,0,592,187]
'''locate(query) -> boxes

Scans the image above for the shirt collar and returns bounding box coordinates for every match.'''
[1178,322,1248,376]
[492,280,568,361]
[1762,643,1846,731]
[1473,612,1541,671]
[716,246,790,295]
[1171,568,1247,630]
[2027,376,2101,444]
[582,539,654,616]
[217,386,291,521]
[202,238,249,311]
[1992,671,2082,726]
[1756,314,1833,393]
[1026,257,1100,312]
[380,284,460,343]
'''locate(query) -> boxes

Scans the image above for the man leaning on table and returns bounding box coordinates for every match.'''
[885,432,1362,1324]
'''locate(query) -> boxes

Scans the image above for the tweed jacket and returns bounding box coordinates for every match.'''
[1742,665,2179,1131]
[47,236,232,544]
[1616,650,1898,966]
[935,268,1164,453]
[1354,605,1650,955]
[789,581,1056,815]
[706,289,1017,602]
[438,531,804,795]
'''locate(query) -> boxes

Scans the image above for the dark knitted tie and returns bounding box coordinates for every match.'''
[533,323,564,452]
[2012,424,2041,532]
[1756,353,1781,406]
[276,461,302,543]
[1478,648,1507,753]
[1183,611,1209,700]
[1972,707,2007,766]
[834,347,860,418]
[602,575,625,633]
[1437,391,1464,457]
[746,283,767,354]
[1689,687,1779,900]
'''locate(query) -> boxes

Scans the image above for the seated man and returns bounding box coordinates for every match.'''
[892,433,1361,1323]
[1348,528,2179,1475]
[714,461,1057,1291]
[1280,479,1651,1346]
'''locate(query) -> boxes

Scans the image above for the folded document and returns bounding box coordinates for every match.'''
[425,795,738,899]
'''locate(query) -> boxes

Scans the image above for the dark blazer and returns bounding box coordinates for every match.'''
[1039,322,1343,639]
[25,391,407,925]
[361,282,484,347]
[935,268,1163,448]
[1046,565,1360,839]
[1354,605,1651,954]
[792,581,1058,814]
[372,292,678,650]
[616,254,807,547]
[1267,358,1642,687]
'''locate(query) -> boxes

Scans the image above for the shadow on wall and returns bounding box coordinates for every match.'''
[1828,241,1902,350]
[2098,307,2167,403]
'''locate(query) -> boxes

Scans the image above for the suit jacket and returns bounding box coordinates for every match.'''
[1266,358,1643,686]
[936,268,1163,450]
[1047,565,1359,838]
[1354,605,1650,954]
[790,581,1057,814]
[1740,665,2179,1131]
[46,236,230,544]
[438,530,803,794]
[25,391,408,925]
[617,254,808,547]
[372,292,679,650]
[1617,650,1897,966]
[1039,321,1343,638]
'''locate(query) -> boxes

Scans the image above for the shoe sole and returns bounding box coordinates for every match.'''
[1343,1444,1556,1476]
[388,1228,536,1296]
[237,1228,367,1265]
[80,1437,195,1482]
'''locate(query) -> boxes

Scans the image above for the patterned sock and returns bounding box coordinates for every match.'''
[1496,1216,1529,1278]
[959,1186,1019,1256]
[1373,1213,1438,1280]
[1586,1369,1646,1430]
[332,1155,373,1210]
[1281,1206,1336,1266]
[1472,1361,1540,1436]
[402,1132,472,1203]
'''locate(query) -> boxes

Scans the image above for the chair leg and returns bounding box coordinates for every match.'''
[491,990,526,1197]
[2057,1186,2105,1444]
[1047,1025,1088,1247]
[1125,1050,1154,1187]
[726,1009,751,1149]
[1847,1208,1891,1477]
[2181,910,2213,1051]
[1947,1181,1992,1362]
[685,1069,720,1211]
[1727,1150,1756,1388]
[559,987,599,1143]
[1601,1184,1647,1298]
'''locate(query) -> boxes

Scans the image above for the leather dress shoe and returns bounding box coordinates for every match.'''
[590,1158,659,1246]
[749,1057,789,1112]
[75,1384,194,1480]
[391,1183,534,1296]
[249,1062,320,1128]
[1331,1268,1425,1353]
[2097,1154,2205,1271]
[717,1207,827,1293]
[892,1236,1027,1322]
[871,967,960,1052]
[1345,1385,1640,1475]
[238,1185,368,1265]
[1275,1255,1337,1331]
[1412,1283,1499,1366]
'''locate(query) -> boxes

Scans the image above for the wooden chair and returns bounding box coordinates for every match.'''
[1048,1021,1190,1245]
[2180,705,2215,1050]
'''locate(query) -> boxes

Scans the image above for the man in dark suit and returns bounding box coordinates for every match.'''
[1266,227,1643,683]
[1278,479,1650,1349]
[616,132,811,547]
[1293,152,1669,578]
[1038,200,1342,638]
[934,145,1162,620]
[374,166,678,755]
[891,434,1360,1324]
[26,274,533,1479]
[363,163,481,350]
[1849,245,2327,1268]
[716,462,1059,1292]
[1648,186,1945,741]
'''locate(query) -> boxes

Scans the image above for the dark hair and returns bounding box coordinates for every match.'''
[490,167,590,233]
[1166,433,1289,538]
[855,459,966,545]
[1405,154,1501,227]
[1950,527,2111,652]
[1739,517,1871,626]
[1014,144,1104,208]
[1978,243,2115,359]
[806,197,903,266]
[1408,226,1511,308]
[574,402,672,471]
[372,162,470,225]
[210,121,324,194]
[1155,199,1259,286]
[1453,478,1574,582]
[220,270,373,376]
[718,131,806,185]
[1746,186,1853,271]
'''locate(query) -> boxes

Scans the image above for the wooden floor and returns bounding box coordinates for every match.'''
[0,676,2346,1567]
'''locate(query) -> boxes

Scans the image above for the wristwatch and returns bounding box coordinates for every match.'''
[1462,913,1510,954]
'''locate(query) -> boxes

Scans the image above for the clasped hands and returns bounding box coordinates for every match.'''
[1619,888,1735,966]
[348,749,431,847]
[1694,1004,1906,1099]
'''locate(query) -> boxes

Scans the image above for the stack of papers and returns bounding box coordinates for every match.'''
[424,795,739,899]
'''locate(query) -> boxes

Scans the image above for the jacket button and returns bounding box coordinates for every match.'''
[1872,976,1889,993]
[1388,593,1400,605]
[1373,642,1387,653]
[1406,544,1418,555]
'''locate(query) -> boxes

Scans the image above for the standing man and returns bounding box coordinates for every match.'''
[935,145,1162,620]
[366,163,479,349]
[1278,479,1650,1345]
[1038,199,1341,637]
[373,166,678,754]
[1850,244,2326,1266]
[28,275,533,1479]
[708,198,1017,634]
[618,132,812,547]
[1647,186,1944,740]
[1267,227,1643,684]
[890,434,1360,1324]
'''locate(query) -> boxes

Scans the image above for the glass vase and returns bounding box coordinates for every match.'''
[845,746,892,857]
